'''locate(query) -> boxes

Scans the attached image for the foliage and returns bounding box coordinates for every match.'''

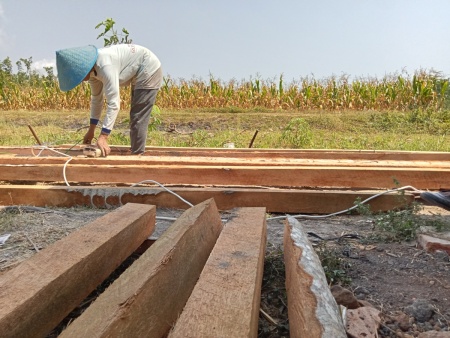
[95,18,132,47]
[280,117,313,148]
[148,105,162,132]
[315,243,352,285]
[354,192,450,242]
[370,203,425,242]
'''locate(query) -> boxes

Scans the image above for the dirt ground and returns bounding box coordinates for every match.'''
[1,204,449,337]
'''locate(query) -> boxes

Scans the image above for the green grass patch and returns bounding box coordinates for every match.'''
[2,108,450,151]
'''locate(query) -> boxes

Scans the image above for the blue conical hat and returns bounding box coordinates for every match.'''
[56,45,98,92]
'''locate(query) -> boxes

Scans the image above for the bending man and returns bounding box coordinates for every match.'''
[56,44,162,156]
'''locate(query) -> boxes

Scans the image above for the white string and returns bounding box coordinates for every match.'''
[131,180,194,207]
[32,145,73,187]
[30,145,424,223]
[266,185,422,220]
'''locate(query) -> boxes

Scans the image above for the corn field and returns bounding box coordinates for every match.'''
[0,56,448,111]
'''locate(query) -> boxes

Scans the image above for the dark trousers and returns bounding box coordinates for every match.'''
[130,88,159,154]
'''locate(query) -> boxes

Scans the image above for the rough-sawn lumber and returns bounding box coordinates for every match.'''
[3,145,450,161]
[169,207,267,338]
[284,216,347,338]
[0,203,156,338]
[1,162,449,189]
[0,185,415,214]
[60,198,223,338]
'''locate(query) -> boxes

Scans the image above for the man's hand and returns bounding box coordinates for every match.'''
[96,133,111,157]
[83,131,95,144]
[83,124,97,144]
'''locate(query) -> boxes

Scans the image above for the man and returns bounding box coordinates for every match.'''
[56,44,162,156]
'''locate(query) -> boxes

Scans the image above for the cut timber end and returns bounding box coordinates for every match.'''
[169,207,267,338]
[60,198,223,338]
[0,203,156,338]
[284,216,347,338]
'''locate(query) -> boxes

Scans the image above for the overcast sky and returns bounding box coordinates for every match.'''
[1,1,449,83]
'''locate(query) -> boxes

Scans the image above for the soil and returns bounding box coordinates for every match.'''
[1,205,449,337]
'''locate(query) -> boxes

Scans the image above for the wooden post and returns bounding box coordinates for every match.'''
[169,207,267,338]
[284,216,347,338]
[60,198,223,338]
[0,203,156,338]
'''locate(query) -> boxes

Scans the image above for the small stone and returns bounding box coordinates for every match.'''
[331,285,359,309]
[356,293,366,300]
[429,280,436,286]
[404,299,434,323]
[417,234,450,255]
[394,312,412,331]
[355,286,370,295]
[346,307,381,338]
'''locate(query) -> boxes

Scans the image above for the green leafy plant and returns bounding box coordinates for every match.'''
[355,190,450,242]
[353,196,372,216]
[371,202,424,242]
[95,18,132,46]
[148,105,162,132]
[315,243,351,285]
[280,117,313,148]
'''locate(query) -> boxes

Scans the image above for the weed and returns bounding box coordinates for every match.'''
[315,242,352,285]
[148,105,162,132]
[280,117,312,148]
[356,195,450,242]
[371,203,424,242]
[353,197,372,216]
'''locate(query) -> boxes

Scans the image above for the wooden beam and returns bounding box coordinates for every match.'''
[59,198,223,338]
[0,185,415,214]
[3,145,450,161]
[169,207,267,338]
[284,216,347,338]
[2,154,450,168]
[1,162,449,189]
[0,203,156,338]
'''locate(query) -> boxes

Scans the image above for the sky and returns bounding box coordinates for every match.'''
[0,1,449,83]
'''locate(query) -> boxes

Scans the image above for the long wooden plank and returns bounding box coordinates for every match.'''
[2,155,450,168]
[0,185,415,214]
[169,207,267,338]
[2,145,450,161]
[60,198,223,338]
[0,203,156,338]
[1,163,450,189]
[284,216,347,338]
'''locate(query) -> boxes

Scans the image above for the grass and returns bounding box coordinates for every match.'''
[3,107,450,151]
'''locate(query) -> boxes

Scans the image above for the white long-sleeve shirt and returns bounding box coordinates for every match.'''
[88,44,161,133]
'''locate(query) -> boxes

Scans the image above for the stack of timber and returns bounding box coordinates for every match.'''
[1,145,444,213]
[0,198,347,337]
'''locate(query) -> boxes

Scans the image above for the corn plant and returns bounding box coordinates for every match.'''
[1,52,449,112]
